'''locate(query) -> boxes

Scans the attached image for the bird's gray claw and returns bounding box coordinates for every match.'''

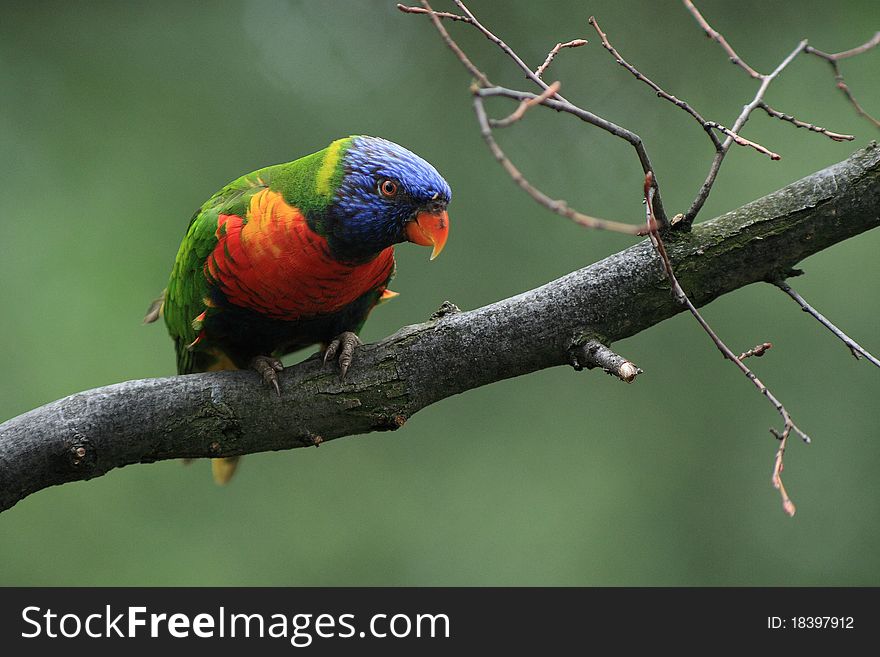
[324,332,362,379]
[249,355,284,396]
[323,342,338,365]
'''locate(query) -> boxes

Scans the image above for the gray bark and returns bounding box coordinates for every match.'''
[1,144,878,512]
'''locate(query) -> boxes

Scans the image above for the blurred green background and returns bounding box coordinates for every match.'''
[1,0,878,586]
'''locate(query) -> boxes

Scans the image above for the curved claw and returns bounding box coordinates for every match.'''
[249,355,284,396]
[323,331,362,379]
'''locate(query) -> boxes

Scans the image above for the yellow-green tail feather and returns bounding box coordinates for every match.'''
[211,456,240,485]
[206,349,242,485]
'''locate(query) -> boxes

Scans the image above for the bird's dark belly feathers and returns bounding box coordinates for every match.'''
[201,288,381,368]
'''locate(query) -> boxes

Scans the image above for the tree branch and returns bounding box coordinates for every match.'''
[1,144,878,513]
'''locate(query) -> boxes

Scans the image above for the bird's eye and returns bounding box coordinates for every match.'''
[378,179,398,198]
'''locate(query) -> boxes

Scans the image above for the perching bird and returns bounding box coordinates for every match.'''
[145,136,451,483]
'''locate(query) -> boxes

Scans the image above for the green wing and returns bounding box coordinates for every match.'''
[156,138,353,374]
[163,167,276,374]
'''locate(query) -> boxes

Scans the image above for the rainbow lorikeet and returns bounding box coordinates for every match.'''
[145,136,451,483]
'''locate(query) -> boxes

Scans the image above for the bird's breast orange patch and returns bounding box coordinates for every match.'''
[205,188,393,319]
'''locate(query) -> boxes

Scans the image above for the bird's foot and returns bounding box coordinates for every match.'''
[323,331,362,379]
[249,355,284,396]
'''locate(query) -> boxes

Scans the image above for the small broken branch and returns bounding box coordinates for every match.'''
[570,340,641,383]
[773,279,880,368]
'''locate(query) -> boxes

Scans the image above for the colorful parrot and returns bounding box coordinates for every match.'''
[145,136,451,483]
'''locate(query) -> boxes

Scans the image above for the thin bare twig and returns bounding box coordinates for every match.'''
[491,81,561,128]
[414,0,490,87]
[589,16,721,150]
[644,172,808,516]
[770,428,796,517]
[451,0,555,91]
[683,0,762,78]
[591,15,796,162]
[476,86,666,229]
[758,102,854,142]
[396,3,470,22]
[739,342,772,360]
[704,121,780,159]
[805,33,880,129]
[473,93,642,236]
[478,86,651,141]
[535,39,588,79]
[684,39,808,225]
[773,280,880,368]
[830,31,880,59]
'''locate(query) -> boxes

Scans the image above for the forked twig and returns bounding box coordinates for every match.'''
[403,0,669,226]
[474,93,642,235]
[591,13,807,161]
[400,0,877,516]
[594,6,858,226]
[490,81,562,128]
[684,39,807,225]
[806,32,880,129]
[644,173,808,516]
[680,3,877,224]
[773,280,880,368]
[450,0,561,92]
[589,16,721,150]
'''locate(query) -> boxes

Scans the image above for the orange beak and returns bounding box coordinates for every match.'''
[405,209,449,260]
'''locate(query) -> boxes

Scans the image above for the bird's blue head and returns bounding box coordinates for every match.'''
[325,136,451,263]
